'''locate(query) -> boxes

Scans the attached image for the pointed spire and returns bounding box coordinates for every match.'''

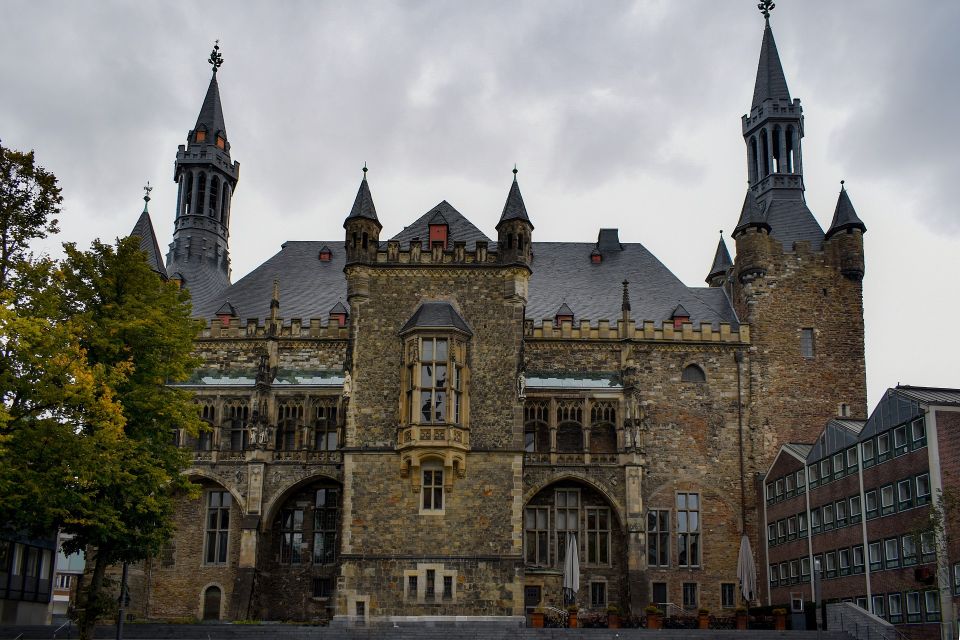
[345,164,381,227]
[195,42,227,141]
[751,5,791,109]
[129,183,167,279]
[733,189,771,237]
[825,181,867,239]
[497,166,532,229]
[707,231,733,282]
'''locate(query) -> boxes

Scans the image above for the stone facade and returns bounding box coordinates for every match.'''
[120,11,876,626]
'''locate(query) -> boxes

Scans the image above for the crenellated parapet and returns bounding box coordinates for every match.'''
[524,317,749,343]
[201,316,350,339]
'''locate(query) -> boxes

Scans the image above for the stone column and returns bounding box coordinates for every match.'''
[624,462,646,612]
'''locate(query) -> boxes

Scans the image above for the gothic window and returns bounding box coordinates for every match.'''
[279,508,304,564]
[772,125,783,172]
[647,509,670,566]
[760,129,770,176]
[785,125,796,172]
[313,401,338,450]
[556,401,583,452]
[585,506,610,565]
[197,173,207,213]
[589,401,616,453]
[275,401,303,450]
[524,506,549,565]
[193,401,215,450]
[204,491,231,565]
[313,488,339,564]
[677,492,700,567]
[681,364,706,383]
[749,136,759,183]
[224,401,249,451]
[182,172,194,215]
[219,182,228,223]
[208,176,220,217]
[421,461,444,512]
[555,489,579,562]
[524,401,549,452]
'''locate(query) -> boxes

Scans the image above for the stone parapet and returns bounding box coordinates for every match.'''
[202,317,349,339]
[524,318,749,343]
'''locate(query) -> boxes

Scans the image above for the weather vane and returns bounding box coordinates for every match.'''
[142,181,153,212]
[758,0,775,19]
[208,40,224,74]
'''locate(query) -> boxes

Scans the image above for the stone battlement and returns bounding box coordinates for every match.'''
[201,317,349,339]
[525,318,749,343]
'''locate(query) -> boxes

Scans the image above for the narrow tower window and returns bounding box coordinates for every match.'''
[760,129,770,177]
[209,176,220,217]
[800,328,815,359]
[197,173,207,214]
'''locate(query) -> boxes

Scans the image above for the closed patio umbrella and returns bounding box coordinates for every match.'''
[562,531,580,606]
[737,534,757,604]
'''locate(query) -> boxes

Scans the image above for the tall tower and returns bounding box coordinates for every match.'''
[165,42,239,310]
[496,166,533,266]
[731,1,867,453]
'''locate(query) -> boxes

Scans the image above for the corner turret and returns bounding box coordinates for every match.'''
[732,189,773,283]
[343,165,382,264]
[496,167,533,266]
[705,231,733,287]
[825,182,866,280]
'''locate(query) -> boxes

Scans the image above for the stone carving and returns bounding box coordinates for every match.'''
[342,370,352,398]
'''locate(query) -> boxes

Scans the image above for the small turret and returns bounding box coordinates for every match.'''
[496,167,533,266]
[732,189,772,283]
[705,231,733,287]
[825,181,866,280]
[343,165,382,264]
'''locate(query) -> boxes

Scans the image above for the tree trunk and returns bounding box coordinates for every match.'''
[77,548,108,640]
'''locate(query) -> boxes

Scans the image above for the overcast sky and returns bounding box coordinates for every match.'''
[2,1,957,409]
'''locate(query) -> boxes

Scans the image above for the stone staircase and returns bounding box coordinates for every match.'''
[0,623,857,640]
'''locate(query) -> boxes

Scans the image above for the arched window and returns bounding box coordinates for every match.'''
[313,400,338,450]
[182,172,194,215]
[208,176,220,217]
[556,400,584,452]
[681,364,706,383]
[772,126,783,173]
[196,402,215,451]
[223,401,249,450]
[760,129,770,177]
[785,125,796,173]
[275,401,303,450]
[524,401,550,453]
[590,401,617,453]
[272,482,341,566]
[196,173,207,214]
[749,136,759,183]
[219,182,229,222]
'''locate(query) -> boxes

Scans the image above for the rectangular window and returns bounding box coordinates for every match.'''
[787,516,797,540]
[884,538,900,569]
[555,489,579,565]
[808,463,819,488]
[897,479,913,510]
[585,507,610,565]
[789,559,799,583]
[888,593,903,624]
[832,453,845,479]
[682,582,698,608]
[880,484,895,515]
[920,531,936,563]
[924,590,940,622]
[775,478,784,499]
[846,446,858,470]
[677,493,700,567]
[313,488,339,565]
[766,483,775,503]
[905,591,921,623]
[314,403,338,450]
[820,459,831,483]
[779,562,788,583]
[648,510,670,566]
[425,569,436,601]
[312,577,333,598]
[800,328,815,359]
[769,563,778,587]
[796,469,806,493]
[839,548,850,576]
[865,490,879,519]
[911,417,927,448]
[893,425,908,455]
[422,467,444,511]
[902,535,918,566]
[853,545,864,574]
[916,474,931,505]
[800,557,811,583]
[721,583,735,608]
[877,433,891,462]
[861,439,875,468]
[443,575,453,601]
[204,491,231,565]
[872,595,885,618]
[868,542,882,572]
[810,507,821,535]
[407,575,417,599]
[590,582,607,608]
[835,500,848,527]
[798,512,808,538]
[777,519,786,543]
[825,551,837,578]
[419,338,449,423]
[822,504,835,531]
[785,474,795,496]
[813,555,823,579]
[525,507,550,566]
[954,563,960,596]
[850,495,862,523]
[768,523,777,546]
[280,508,304,564]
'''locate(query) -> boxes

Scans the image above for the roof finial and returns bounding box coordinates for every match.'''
[758,0,775,21]
[513,164,518,181]
[362,162,368,180]
[208,40,224,75]
[142,180,153,213]
[719,229,724,239]
[840,179,846,191]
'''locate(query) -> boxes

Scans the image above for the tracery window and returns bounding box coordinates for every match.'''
[314,400,338,450]
[275,401,303,450]
[589,401,617,453]
[224,401,249,451]
[556,401,584,452]
[194,401,215,450]
[524,401,549,452]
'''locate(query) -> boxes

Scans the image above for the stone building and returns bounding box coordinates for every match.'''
[761,386,960,638]
[123,8,870,624]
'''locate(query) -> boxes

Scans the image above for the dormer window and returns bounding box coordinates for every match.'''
[216,135,226,149]
[590,248,602,264]
[195,129,207,143]
[671,304,691,329]
[318,246,332,262]
[428,212,449,249]
[554,302,574,326]
[329,301,348,328]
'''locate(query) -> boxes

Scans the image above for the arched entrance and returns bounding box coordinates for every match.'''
[202,585,221,620]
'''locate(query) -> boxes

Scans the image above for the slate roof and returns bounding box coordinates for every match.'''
[195,73,227,139]
[893,386,960,407]
[733,189,769,236]
[706,236,732,282]
[169,257,231,314]
[345,175,380,226]
[825,186,866,239]
[526,242,739,328]
[782,443,813,460]
[497,178,531,228]
[129,210,168,278]
[400,302,473,336]
[391,201,493,251]
[555,302,575,318]
[765,196,825,250]
[857,387,927,440]
[752,19,791,108]
[192,241,346,322]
